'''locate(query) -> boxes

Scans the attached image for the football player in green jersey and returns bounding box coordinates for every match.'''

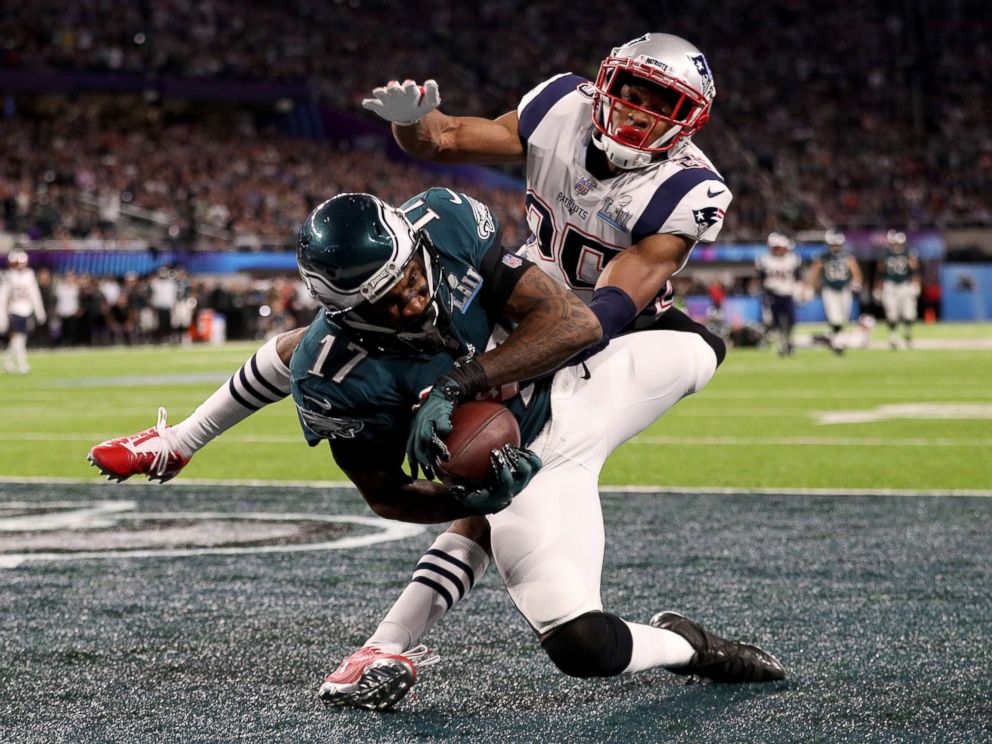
[91,189,783,709]
[807,230,863,353]
[873,230,920,349]
[291,191,781,707]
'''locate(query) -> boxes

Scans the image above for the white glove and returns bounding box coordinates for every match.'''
[362,79,441,125]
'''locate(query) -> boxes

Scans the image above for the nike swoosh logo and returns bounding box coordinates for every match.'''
[580,363,591,380]
[707,187,726,198]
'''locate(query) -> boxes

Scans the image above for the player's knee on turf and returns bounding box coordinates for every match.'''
[540,611,633,678]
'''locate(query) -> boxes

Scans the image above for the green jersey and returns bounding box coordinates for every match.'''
[882,249,914,284]
[819,250,853,290]
[290,188,552,472]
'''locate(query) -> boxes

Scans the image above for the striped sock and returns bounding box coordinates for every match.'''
[170,335,291,454]
[364,532,490,654]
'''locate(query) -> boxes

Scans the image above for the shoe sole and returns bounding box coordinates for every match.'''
[319,659,415,711]
[86,452,175,484]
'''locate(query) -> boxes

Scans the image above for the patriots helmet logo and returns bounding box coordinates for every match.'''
[692,206,725,232]
[690,54,712,79]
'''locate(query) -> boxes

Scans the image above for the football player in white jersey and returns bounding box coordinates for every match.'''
[87,35,772,706]
[756,233,802,356]
[0,250,47,375]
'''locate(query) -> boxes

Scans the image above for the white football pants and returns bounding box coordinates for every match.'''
[881,281,918,323]
[821,287,853,328]
[487,330,718,634]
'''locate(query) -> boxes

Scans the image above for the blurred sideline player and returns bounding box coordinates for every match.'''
[94,191,784,709]
[873,230,919,349]
[807,230,863,354]
[0,250,47,375]
[755,232,802,356]
[88,34,760,705]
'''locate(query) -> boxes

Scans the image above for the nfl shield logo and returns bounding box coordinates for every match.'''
[574,177,594,195]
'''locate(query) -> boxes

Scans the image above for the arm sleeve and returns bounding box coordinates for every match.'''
[570,286,638,364]
[477,243,534,315]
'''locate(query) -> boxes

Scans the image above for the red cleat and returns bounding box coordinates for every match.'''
[318,645,439,711]
[88,407,191,483]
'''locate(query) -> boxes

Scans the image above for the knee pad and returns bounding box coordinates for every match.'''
[540,611,633,678]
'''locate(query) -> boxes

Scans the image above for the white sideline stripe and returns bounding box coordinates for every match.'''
[600,486,992,498]
[4,432,991,448]
[0,476,989,498]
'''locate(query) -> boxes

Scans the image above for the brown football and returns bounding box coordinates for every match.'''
[437,401,521,487]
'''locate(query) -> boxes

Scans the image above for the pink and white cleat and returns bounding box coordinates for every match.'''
[88,407,191,483]
[318,645,439,711]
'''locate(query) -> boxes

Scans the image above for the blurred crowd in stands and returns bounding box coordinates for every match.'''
[0,97,528,251]
[23,267,319,347]
[1,0,989,248]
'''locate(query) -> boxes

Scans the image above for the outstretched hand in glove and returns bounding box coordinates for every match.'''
[362,79,441,125]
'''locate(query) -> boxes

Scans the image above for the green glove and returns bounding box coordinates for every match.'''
[450,444,543,514]
[406,381,458,481]
[407,359,490,480]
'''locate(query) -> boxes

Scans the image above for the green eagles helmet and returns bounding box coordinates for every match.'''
[297,193,459,355]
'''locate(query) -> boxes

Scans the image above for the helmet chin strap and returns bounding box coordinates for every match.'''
[593,114,688,170]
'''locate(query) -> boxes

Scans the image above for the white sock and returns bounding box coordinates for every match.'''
[170,336,291,454]
[364,532,490,654]
[11,334,28,372]
[621,621,695,674]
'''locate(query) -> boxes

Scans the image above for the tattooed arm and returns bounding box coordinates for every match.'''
[474,264,601,387]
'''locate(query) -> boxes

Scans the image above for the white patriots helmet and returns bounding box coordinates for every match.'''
[592,33,716,169]
[767,232,794,250]
[7,249,29,269]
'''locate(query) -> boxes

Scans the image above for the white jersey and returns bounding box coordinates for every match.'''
[756,252,802,297]
[0,267,46,321]
[516,73,732,302]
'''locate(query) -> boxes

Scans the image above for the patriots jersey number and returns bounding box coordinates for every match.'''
[525,195,622,290]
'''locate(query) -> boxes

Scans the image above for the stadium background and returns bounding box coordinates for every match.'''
[1,1,990,742]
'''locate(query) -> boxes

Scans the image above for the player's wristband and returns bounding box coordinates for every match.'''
[589,286,638,340]
[438,359,490,403]
[571,286,638,364]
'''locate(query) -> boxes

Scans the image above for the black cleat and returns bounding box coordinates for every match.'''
[650,611,786,683]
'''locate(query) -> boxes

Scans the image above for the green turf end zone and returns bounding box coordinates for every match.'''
[0,482,989,742]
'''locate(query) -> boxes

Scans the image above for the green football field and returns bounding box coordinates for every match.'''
[1,324,991,743]
[1,322,989,491]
